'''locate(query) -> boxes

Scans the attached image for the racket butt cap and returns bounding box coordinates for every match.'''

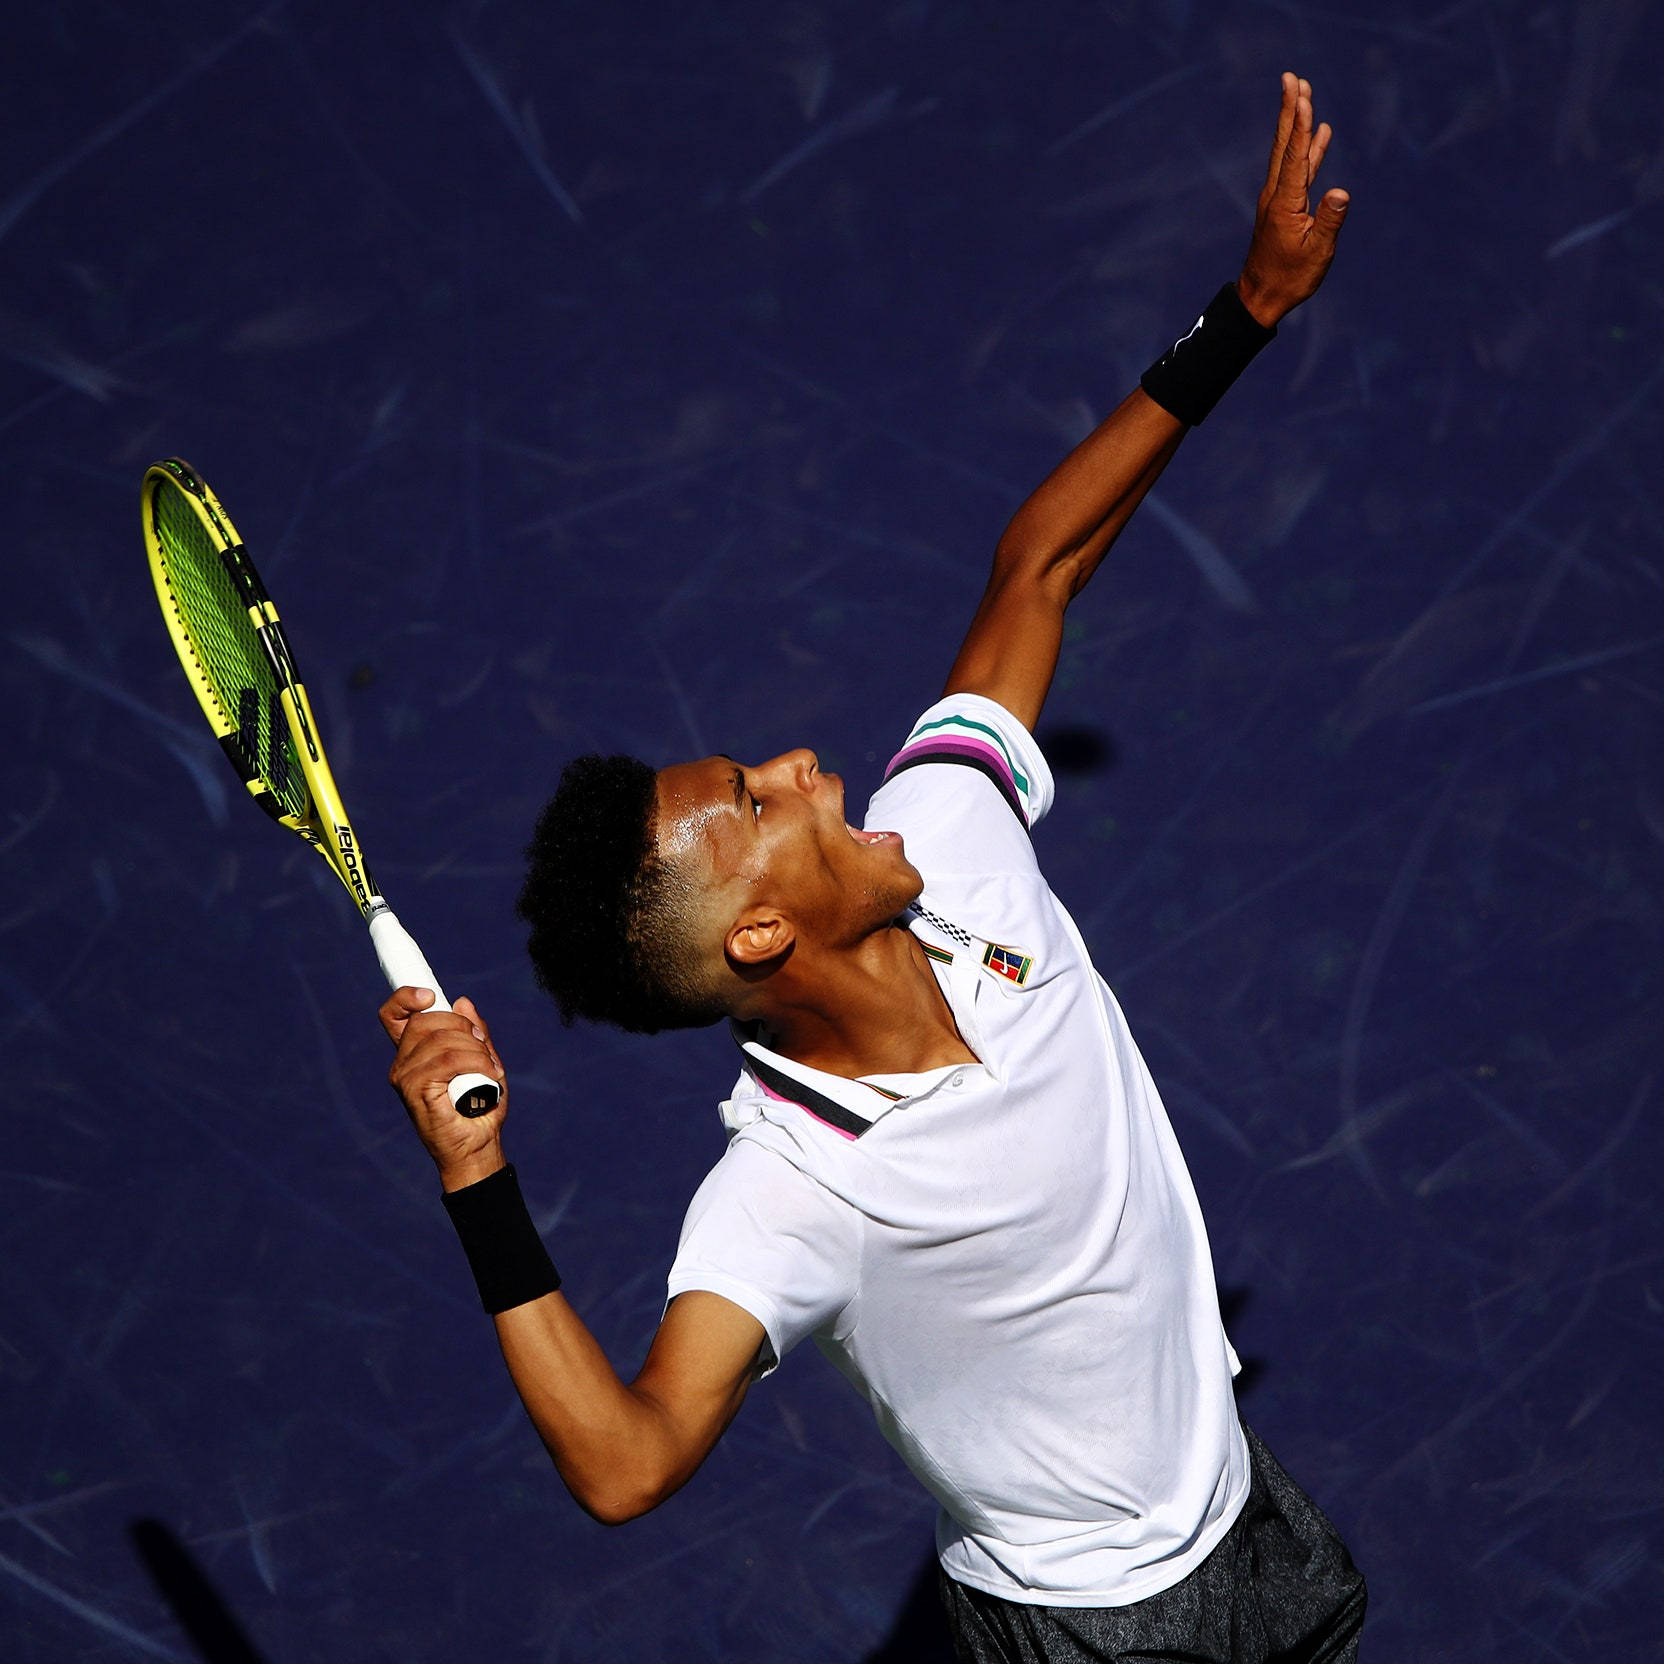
[451,1074,501,1117]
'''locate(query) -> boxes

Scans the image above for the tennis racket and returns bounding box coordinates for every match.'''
[142,456,499,1117]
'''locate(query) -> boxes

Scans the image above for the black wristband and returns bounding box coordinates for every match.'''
[1140,283,1276,427]
[441,1163,561,1315]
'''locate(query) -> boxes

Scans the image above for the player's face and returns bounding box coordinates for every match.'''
[655,749,922,951]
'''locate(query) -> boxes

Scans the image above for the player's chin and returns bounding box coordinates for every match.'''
[881,849,924,912]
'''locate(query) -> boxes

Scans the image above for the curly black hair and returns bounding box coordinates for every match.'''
[517,754,728,1035]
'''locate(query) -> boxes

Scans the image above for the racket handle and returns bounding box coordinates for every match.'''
[368,908,501,1118]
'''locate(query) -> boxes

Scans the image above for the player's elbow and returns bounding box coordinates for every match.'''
[556,1383,720,1525]
[988,538,1082,607]
[565,1449,682,1526]
[579,1486,655,1527]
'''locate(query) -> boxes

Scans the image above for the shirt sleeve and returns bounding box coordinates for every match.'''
[863,693,1056,887]
[880,693,1054,830]
[666,1138,860,1377]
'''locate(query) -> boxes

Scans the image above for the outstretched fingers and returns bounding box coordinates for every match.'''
[1275,88,1316,210]
[1263,71,1298,195]
[1308,121,1333,187]
[1239,71,1349,324]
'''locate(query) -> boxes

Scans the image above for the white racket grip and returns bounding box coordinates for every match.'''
[368,908,500,1117]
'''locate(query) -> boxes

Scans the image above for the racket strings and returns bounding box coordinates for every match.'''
[152,481,307,821]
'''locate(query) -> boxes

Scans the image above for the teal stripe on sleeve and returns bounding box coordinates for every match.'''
[905,713,1030,796]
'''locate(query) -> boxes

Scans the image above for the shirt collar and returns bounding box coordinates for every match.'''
[722,905,993,1138]
[726,1022,904,1140]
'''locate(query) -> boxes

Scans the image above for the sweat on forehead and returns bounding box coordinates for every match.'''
[653,758,747,867]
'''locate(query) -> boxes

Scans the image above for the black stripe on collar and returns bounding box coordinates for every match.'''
[744,1053,873,1139]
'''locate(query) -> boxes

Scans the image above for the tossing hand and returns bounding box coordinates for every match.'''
[1237,72,1350,328]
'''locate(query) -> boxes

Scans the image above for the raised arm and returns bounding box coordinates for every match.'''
[381,989,765,1524]
[944,71,1349,731]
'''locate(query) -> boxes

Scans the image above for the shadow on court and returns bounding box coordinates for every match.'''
[1036,724,1120,777]
[129,1518,272,1664]
[865,1551,958,1663]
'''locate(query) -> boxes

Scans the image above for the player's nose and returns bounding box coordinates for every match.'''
[755,748,819,789]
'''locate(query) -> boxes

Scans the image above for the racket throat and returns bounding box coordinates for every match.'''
[331,820,381,916]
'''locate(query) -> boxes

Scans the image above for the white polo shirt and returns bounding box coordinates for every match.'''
[666,693,1249,1608]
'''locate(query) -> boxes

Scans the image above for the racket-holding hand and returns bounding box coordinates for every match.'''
[382,988,509,1189]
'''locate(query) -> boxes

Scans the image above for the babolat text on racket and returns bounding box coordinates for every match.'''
[142,456,499,1116]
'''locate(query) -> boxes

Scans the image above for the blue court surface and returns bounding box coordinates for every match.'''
[5,4,1661,1659]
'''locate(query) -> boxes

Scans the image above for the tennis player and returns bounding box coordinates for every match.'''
[384,73,1363,1662]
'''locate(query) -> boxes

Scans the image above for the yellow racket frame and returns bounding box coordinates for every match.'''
[143,458,377,916]
[142,457,499,1115]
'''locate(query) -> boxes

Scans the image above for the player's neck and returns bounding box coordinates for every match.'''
[747,922,978,1080]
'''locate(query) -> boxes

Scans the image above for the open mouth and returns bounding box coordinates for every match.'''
[846,825,897,846]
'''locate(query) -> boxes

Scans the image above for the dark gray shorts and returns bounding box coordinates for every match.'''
[939,1424,1367,1663]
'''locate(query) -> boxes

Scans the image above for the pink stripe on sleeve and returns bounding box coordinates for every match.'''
[884,733,1023,806]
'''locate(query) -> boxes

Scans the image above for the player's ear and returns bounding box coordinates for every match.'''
[726,907,793,969]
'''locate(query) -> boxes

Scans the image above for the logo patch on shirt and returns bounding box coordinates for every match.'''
[981,941,1033,987]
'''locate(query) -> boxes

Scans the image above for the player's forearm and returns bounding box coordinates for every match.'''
[492,1294,692,1525]
[941,393,1185,729]
[992,388,1184,598]
[430,1142,699,1524]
